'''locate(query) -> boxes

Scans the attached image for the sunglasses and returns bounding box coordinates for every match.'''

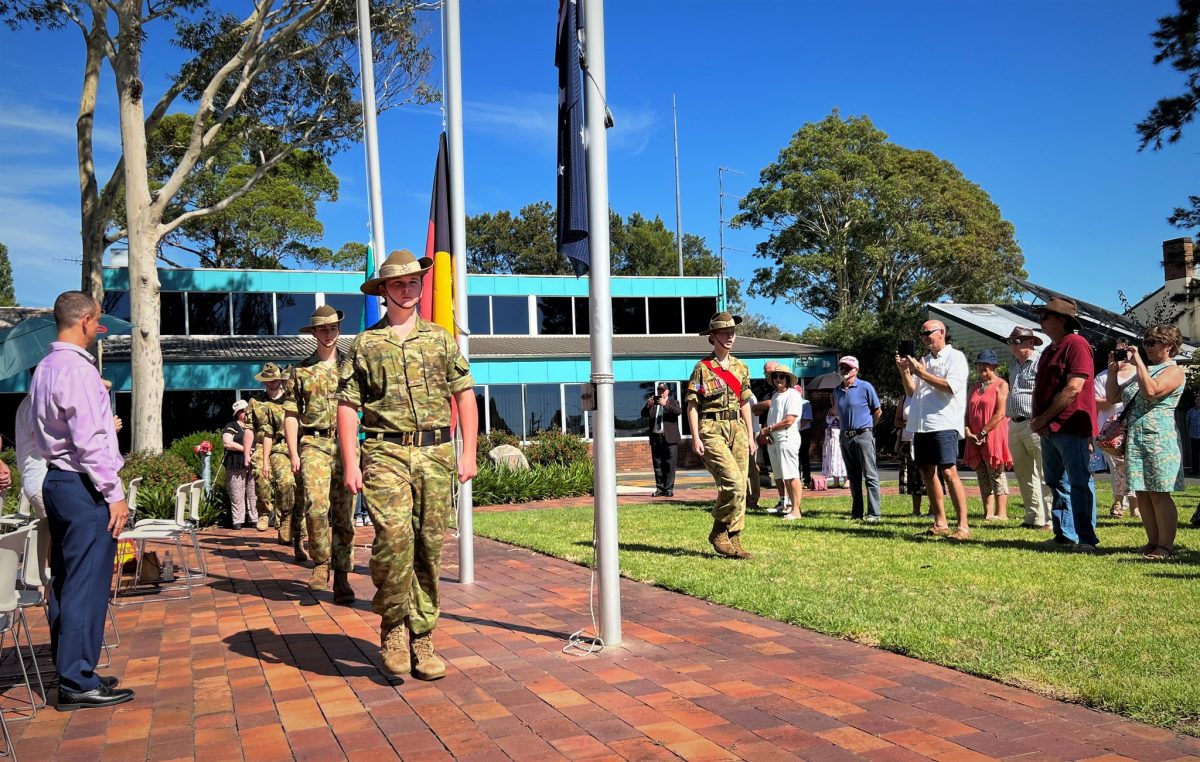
[1143,339,1164,348]
[770,372,789,380]
[919,328,943,337]
[1006,338,1030,345]
[837,365,854,372]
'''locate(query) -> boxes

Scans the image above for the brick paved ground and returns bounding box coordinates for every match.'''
[3,516,1197,761]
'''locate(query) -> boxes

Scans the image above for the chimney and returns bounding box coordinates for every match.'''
[1163,237,1194,282]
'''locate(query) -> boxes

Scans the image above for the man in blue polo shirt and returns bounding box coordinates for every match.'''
[832,356,882,521]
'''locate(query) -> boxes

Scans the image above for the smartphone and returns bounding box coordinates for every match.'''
[897,339,916,357]
[1114,348,1129,362]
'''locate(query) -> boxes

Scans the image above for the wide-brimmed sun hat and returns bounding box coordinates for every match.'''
[1037,296,1083,332]
[299,304,344,334]
[769,364,799,385]
[360,249,433,295]
[1006,326,1044,346]
[254,362,288,382]
[698,311,742,336]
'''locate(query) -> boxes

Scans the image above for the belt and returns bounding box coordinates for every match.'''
[1011,417,1029,423]
[701,411,739,421]
[367,426,453,447]
[303,427,335,438]
[842,427,872,438]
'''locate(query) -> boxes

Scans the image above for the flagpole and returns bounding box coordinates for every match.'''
[673,94,683,277]
[356,0,387,288]
[583,0,621,647]
[443,0,474,585]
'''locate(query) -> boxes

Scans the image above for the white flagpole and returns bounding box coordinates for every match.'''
[355,0,387,278]
[583,0,621,646]
[444,0,474,585]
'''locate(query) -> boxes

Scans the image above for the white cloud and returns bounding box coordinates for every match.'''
[0,193,84,308]
[0,101,122,153]
[465,92,657,156]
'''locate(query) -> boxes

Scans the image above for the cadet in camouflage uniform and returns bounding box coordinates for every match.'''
[284,305,356,603]
[686,312,758,559]
[251,362,306,563]
[337,249,478,681]
[242,392,271,532]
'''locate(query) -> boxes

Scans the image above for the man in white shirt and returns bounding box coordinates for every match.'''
[897,319,971,539]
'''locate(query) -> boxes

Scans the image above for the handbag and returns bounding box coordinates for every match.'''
[1097,400,1133,456]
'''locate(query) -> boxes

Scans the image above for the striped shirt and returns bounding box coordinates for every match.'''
[1006,352,1040,420]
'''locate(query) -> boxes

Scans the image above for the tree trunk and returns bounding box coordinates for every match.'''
[78,9,107,302]
[116,2,164,453]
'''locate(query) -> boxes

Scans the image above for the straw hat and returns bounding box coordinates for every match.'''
[298,305,344,334]
[698,311,743,336]
[254,362,288,382]
[767,363,799,386]
[360,249,433,295]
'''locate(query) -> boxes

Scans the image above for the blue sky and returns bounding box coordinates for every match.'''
[0,0,1194,333]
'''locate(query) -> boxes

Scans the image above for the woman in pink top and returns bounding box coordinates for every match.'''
[964,350,1013,521]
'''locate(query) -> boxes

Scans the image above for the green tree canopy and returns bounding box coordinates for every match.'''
[733,110,1024,323]
[0,242,15,307]
[1138,0,1200,232]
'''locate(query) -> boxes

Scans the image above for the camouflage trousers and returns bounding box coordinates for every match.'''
[261,449,303,542]
[699,418,749,533]
[301,435,355,572]
[361,439,455,635]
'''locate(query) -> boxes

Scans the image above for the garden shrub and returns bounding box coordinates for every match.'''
[168,431,226,478]
[120,450,197,521]
[472,460,594,506]
[0,448,21,514]
[475,429,520,464]
[524,429,589,466]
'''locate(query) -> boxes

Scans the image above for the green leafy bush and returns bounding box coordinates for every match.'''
[0,448,21,514]
[120,451,197,520]
[476,429,520,464]
[524,429,589,466]
[472,460,594,506]
[168,430,226,477]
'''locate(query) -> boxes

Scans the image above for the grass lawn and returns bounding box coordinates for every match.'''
[472,483,1200,735]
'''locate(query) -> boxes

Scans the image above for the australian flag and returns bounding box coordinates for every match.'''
[556,0,589,276]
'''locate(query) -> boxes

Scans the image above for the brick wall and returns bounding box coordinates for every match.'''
[1163,237,1195,281]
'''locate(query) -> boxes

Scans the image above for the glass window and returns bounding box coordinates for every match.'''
[188,292,230,335]
[647,297,683,335]
[467,296,490,335]
[233,293,274,335]
[562,384,588,437]
[161,292,186,335]
[612,298,646,335]
[684,297,718,334]
[491,296,529,335]
[162,390,235,446]
[323,293,363,330]
[536,297,573,335]
[574,297,590,335]
[613,381,655,438]
[525,384,562,435]
[276,293,316,335]
[486,385,523,438]
[101,290,130,322]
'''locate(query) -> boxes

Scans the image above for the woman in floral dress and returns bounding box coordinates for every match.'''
[1107,324,1186,560]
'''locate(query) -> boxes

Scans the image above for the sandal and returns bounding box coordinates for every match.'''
[1144,546,1174,560]
[1110,503,1125,518]
[948,528,971,541]
[921,525,953,537]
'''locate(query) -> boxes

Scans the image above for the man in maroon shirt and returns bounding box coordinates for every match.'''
[1030,297,1099,551]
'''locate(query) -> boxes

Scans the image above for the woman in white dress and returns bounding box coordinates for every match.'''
[823,410,847,487]
[761,363,806,519]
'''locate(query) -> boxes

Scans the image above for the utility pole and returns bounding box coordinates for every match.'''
[717,166,745,309]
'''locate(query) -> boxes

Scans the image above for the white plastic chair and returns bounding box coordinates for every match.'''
[0,546,20,755]
[132,479,206,579]
[0,494,33,531]
[112,483,194,606]
[0,525,43,719]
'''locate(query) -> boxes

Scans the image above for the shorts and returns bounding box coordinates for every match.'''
[913,430,960,467]
[770,442,800,481]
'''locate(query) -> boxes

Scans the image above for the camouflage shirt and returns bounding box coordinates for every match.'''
[283,351,345,430]
[249,395,290,454]
[686,354,753,415]
[337,317,474,432]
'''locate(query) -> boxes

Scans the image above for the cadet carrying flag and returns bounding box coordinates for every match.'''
[555,0,589,276]
[421,132,456,334]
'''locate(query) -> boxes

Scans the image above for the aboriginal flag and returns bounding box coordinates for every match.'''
[421,132,455,334]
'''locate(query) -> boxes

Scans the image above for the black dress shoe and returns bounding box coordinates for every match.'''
[58,683,135,711]
[99,675,120,690]
[652,490,664,496]
[664,490,674,496]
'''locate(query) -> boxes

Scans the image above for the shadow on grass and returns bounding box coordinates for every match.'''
[571,539,713,559]
[224,628,400,685]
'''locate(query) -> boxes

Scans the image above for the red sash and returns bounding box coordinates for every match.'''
[702,359,743,400]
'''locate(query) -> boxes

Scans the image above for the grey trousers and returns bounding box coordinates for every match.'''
[841,430,881,518]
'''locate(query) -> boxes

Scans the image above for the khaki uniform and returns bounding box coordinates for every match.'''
[252,395,303,543]
[687,355,753,532]
[284,352,355,572]
[337,318,473,635]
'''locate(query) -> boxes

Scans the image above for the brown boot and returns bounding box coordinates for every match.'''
[256,515,269,532]
[307,561,329,591]
[293,536,308,564]
[728,532,753,560]
[278,515,291,545]
[708,520,738,558]
[333,570,354,604]
[410,630,446,681]
[380,622,410,676]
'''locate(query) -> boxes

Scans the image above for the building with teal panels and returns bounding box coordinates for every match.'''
[1,266,835,471]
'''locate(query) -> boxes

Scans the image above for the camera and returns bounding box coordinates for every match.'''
[1114,348,1129,362]
[897,339,916,358]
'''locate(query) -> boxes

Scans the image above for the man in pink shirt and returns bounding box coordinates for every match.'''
[30,291,133,710]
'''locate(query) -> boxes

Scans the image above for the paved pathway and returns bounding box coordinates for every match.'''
[4,521,1198,760]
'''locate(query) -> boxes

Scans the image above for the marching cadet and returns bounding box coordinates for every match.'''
[247,362,305,562]
[686,312,757,559]
[242,391,271,532]
[337,249,478,681]
[284,306,356,604]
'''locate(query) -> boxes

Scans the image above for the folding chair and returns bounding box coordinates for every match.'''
[0,494,34,531]
[0,525,44,719]
[132,479,206,579]
[111,483,193,606]
[0,546,20,754]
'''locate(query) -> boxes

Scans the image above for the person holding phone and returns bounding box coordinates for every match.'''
[1094,339,1138,519]
[642,383,681,497]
